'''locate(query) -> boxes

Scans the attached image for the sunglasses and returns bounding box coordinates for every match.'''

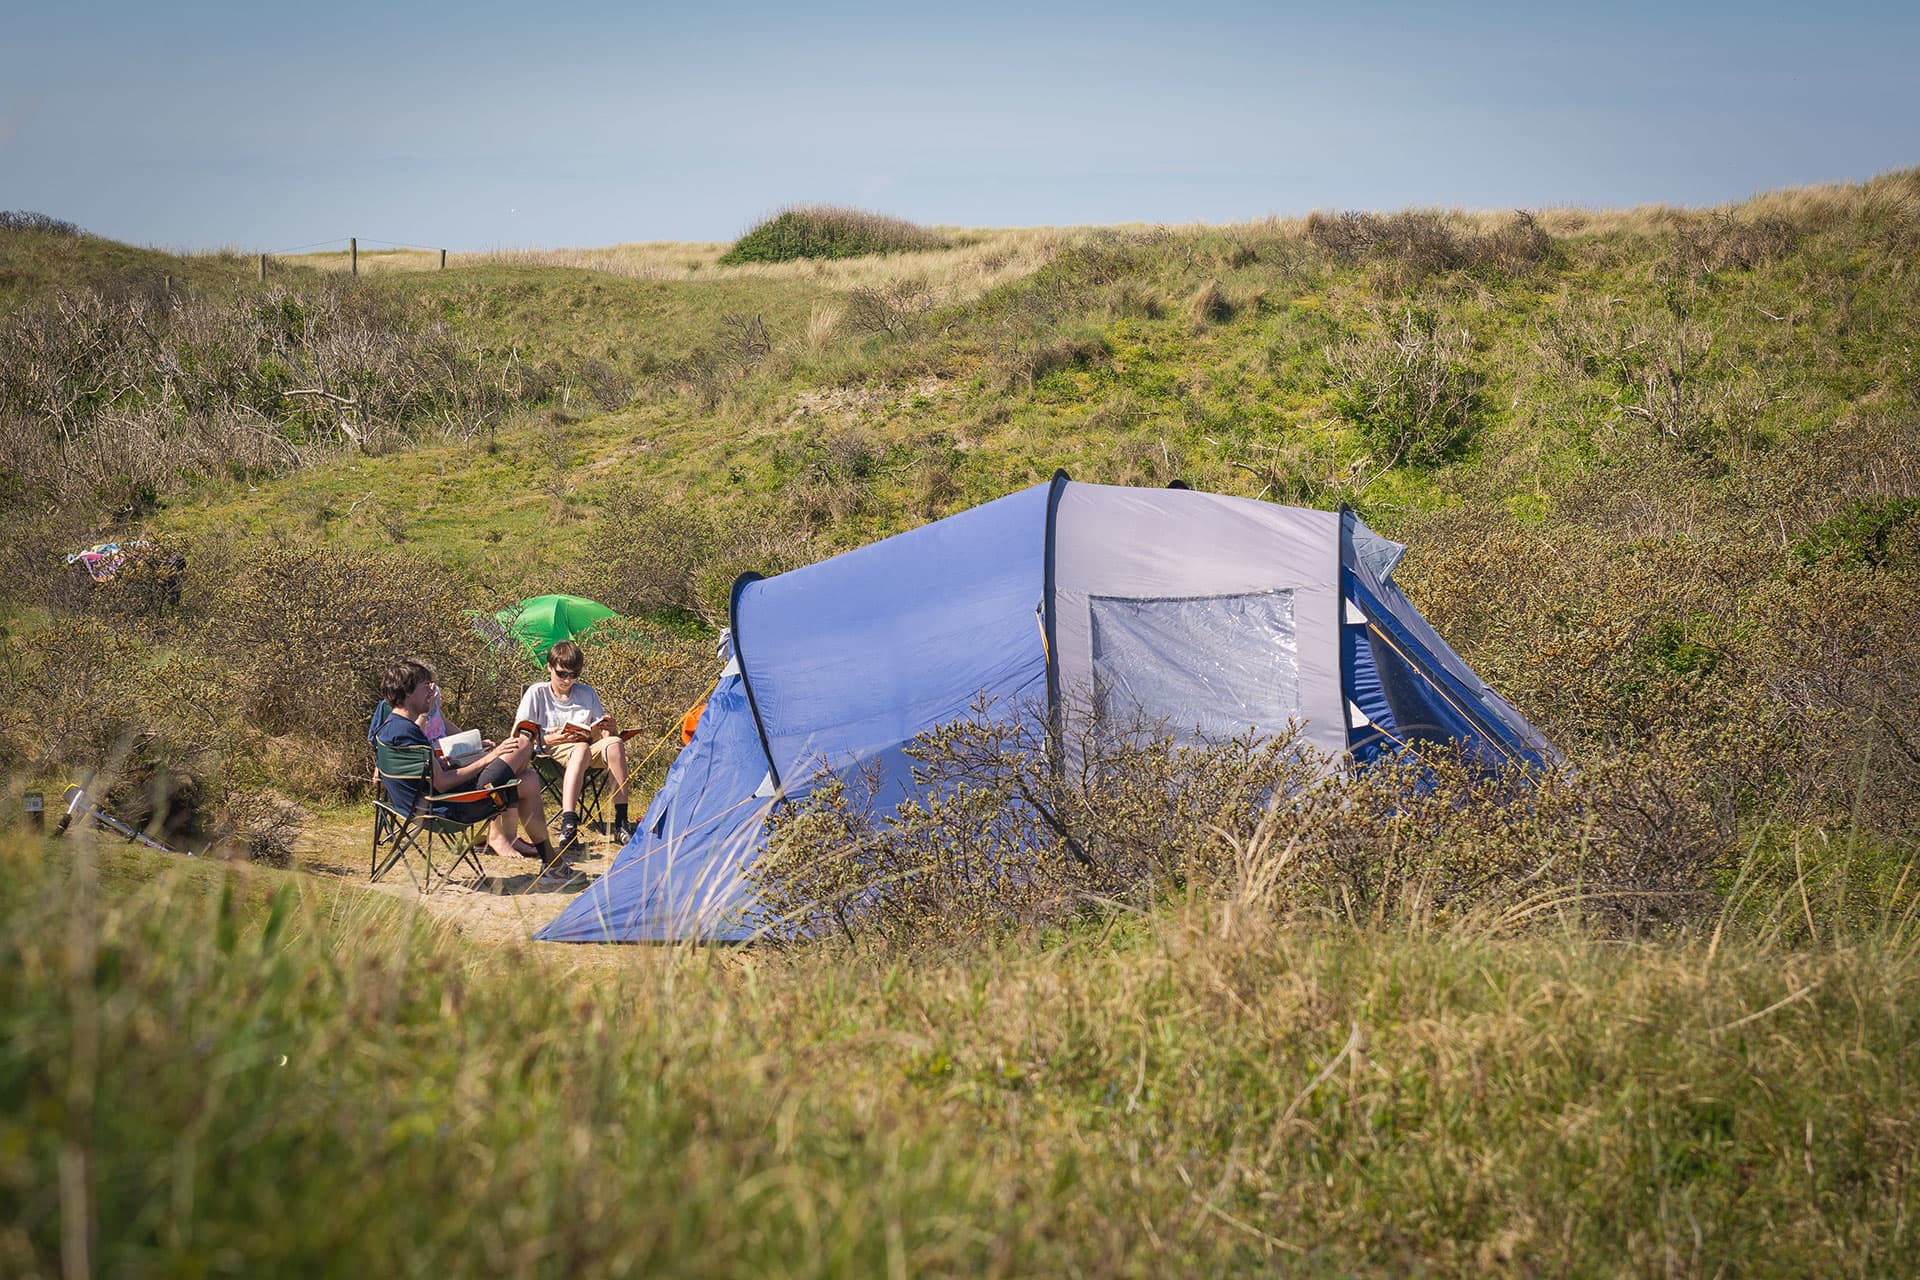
[549,668,581,679]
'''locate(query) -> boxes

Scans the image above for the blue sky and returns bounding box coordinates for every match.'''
[3,0,1914,252]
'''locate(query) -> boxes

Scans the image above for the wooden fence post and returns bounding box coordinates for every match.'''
[258,254,266,282]
[440,248,447,270]
[350,237,357,277]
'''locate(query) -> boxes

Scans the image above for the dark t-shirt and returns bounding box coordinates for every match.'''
[375,714,433,814]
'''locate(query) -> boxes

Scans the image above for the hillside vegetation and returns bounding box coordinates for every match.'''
[2,171,1919,1274]
[718,205,947,265]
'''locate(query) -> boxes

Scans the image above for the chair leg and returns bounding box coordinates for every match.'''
[453,835,488,886]
[580,767,609,832]
[370,810,387,879]
[425,825,461,893]
[372,832,422,890]
[418,823,490,892]
[534,757,567,832]
[538,760,565,810]
[453,823,486,888]
[373,816,427,892]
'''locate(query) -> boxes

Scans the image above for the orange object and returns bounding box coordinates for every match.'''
[680,700,706,745]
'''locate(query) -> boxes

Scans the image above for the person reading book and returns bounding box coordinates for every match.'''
[375,657,560,868]
[514,640,635,849]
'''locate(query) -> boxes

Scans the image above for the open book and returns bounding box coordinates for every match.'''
[541,719,645,746]
[434,728,485,764]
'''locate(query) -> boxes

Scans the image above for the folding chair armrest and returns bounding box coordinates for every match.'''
[426,779,520,806]
[372,795,415,819]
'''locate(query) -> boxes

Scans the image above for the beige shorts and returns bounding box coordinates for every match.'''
[547,737,619,769]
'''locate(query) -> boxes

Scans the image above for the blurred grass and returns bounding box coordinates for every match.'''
[3,826,1916,1275]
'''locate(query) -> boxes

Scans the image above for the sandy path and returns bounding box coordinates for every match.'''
[296,809,628,950]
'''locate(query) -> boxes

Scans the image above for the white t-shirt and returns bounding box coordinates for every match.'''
[514,681,607,739]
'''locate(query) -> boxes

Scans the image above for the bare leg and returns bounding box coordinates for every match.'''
[561,745,590,813]
[499,736,535,773]
[485,812,524,860]
[605,737,630,803]
[516,767,550,842]
[489,739,545,858]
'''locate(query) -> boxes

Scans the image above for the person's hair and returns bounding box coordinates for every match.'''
[548,641,585,675]
[382,657,435,707]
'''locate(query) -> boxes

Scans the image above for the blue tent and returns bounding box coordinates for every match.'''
[536,475,1553,943]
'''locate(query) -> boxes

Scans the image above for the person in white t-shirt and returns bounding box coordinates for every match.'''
[514,640,633,849]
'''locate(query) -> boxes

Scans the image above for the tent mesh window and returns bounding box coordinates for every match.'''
[1089,589,1299,741]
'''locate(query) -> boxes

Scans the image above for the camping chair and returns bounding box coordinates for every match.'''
[370,739,518,892]
[534,751,608,831]
[531,724,649,834]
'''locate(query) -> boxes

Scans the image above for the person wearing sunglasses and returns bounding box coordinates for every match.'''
[513,640,635,850]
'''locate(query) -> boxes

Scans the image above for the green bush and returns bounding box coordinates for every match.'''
[0,209,85,236]
[1792,496,1920,569]
[1305,209,1553,286]
[572,486,821,628]
[718,206,944,265]
[183,542,520,790]
[1327,308,1484,467]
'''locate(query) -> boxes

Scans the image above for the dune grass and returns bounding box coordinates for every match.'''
[5,171,1920,1273]
[0,228,265,310]
[3,827,1915,1276]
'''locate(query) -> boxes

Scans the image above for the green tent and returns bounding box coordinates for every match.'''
[493,594,619,664]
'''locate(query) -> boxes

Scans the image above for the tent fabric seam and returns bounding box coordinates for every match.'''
[728,571,782,790]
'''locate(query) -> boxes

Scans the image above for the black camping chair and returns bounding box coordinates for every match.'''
[533,750,610,832]
[370,739,517,892]
[529,721,643,834]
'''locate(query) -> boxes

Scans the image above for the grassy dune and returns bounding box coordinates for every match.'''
[4,173,1920,1273]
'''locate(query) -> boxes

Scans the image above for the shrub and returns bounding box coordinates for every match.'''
[987,327,1107,395]
[0,618,275,850]
[567,616,720,783]
[663,312,782,408]
[1389,431,1920,839]
[718,206,944,265]
[1326,308,1483,466]
[1749,559,1920,835]
[750,700,1735,947]
[843,277,936,338]
[572,486,821,628]
[0,210,85,236]
[753,704,1326,946]
[50,536,189,623]
[0,282,519,520]
[207,785,307,865]
[1304,210,1553,286]
[1538,292,1775,456]
[1666,211,1798,279]
[184,542,518,775]
[1791,497,1920,570]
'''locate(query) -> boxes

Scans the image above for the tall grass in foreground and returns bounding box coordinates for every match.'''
[3,831,1916,1277]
